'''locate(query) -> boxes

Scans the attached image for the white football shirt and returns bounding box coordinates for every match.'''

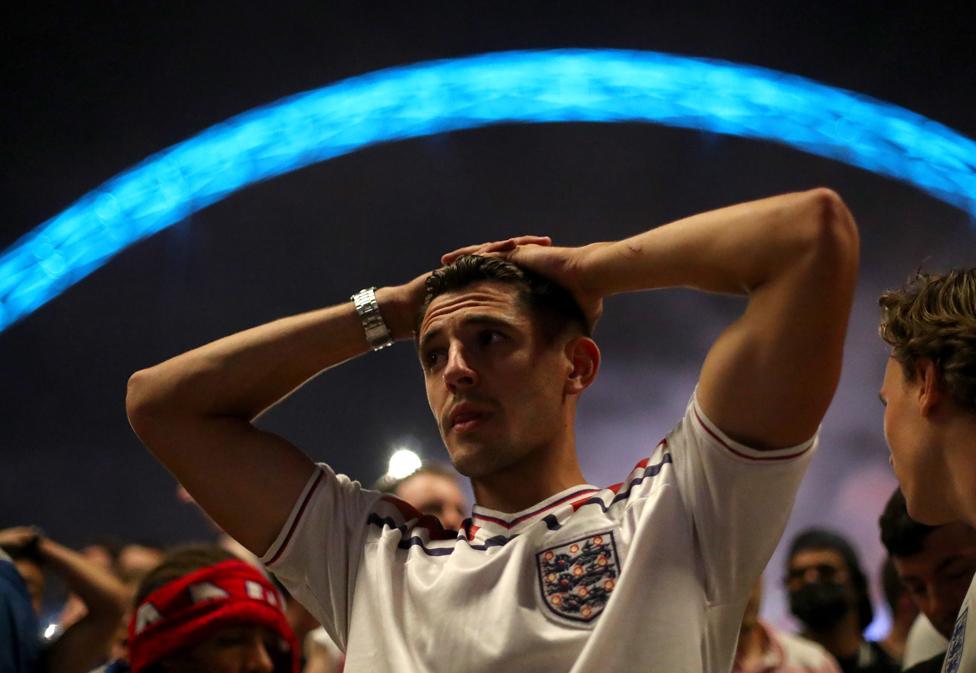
[263,394,814,673]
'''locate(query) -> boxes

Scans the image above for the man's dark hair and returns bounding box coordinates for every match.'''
[417,255,590,343]
[134,545,235,606]
[788,528,874,631]
[879,488,938,558]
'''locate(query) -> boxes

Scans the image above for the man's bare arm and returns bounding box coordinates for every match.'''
[126,276,428,556]
[446,189,859,449]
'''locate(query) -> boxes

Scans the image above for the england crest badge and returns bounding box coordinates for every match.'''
[536,530,619,624]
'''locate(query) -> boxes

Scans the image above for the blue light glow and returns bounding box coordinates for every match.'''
[2,49,975,332]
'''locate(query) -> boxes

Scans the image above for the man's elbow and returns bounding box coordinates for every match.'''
[125,367,168,438]
[799,188,860,273]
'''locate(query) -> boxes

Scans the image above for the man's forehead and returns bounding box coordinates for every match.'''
[922,523,976,557]
[790,548,847,568]
[420,282,524,336]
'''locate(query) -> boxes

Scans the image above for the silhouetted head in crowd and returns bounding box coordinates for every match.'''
[879,488,976,639]
[128,545,299,673]
[785,528,874,634]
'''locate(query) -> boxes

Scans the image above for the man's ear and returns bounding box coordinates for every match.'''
[916,358,944,416]
[564,337,600,396]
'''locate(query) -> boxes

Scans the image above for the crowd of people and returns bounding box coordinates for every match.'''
[4,189,974,672]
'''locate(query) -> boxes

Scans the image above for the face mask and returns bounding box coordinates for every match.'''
[788,582,850,630]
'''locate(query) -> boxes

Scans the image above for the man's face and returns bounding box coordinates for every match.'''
[785,548,855,629]
[419,281,571,479]
[892,523,976,639]
[395,472,468,530]
[881,357,952,524]
[786,548,852,594]
[161,624,281,673]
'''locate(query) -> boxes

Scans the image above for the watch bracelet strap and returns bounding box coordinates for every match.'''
[350,287,394,351]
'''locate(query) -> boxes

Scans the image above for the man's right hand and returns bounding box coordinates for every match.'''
[440,236,607,331]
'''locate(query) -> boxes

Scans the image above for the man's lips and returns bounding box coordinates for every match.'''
[447,404,492,433]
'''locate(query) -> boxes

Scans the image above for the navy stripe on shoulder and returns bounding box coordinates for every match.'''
[365,453,672,557]
[368,512,518,556]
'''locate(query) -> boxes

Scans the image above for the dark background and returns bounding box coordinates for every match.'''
[3,2,975,627]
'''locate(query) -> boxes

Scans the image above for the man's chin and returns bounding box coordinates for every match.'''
[445,441,501,479]
[904,485,957,526]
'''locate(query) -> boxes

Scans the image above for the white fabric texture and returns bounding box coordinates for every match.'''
[263,394,815,673]
[903,614,948,669]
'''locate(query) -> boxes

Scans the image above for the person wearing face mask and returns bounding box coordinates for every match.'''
[785,529,899,673]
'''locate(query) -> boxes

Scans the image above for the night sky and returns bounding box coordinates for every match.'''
[4,3,975,627]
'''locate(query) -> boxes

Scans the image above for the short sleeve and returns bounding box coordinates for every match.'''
[669,392,816,606]
[261,463,383,649]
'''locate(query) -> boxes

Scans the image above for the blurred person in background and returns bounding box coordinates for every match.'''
[0,526,128,673]
[1,545,40,673]
[59,539,163,645]
[877,269,976,673]
[733,576,840,673]
[103,545,300,673]
[878,556,918,665]
[374,462,468,531]
[785,528,898,673]
[878,487,976,672]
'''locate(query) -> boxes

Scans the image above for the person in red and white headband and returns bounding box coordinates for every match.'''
[110,545,299,673]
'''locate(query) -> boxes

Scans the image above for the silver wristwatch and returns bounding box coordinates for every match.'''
[350,287,394,351]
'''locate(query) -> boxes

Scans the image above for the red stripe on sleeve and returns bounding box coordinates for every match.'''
[692,408,812,462]
[267,469,325,565]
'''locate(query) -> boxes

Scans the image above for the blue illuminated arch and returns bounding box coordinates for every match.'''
[2,49,975,332]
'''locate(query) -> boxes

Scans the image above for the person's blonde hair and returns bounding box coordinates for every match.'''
[879,269,976,412]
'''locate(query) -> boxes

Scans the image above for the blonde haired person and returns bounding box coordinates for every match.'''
[878,269,976,673]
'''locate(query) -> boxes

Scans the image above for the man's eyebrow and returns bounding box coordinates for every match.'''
[418,315,516,352]
[419,328,443,353]
[935,554,968,574]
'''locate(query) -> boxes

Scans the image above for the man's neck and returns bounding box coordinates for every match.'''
[804,611,863,661]
[471,437,586,513]
[944,414,976,528]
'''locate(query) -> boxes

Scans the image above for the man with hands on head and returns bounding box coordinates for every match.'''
[127,188,859,673]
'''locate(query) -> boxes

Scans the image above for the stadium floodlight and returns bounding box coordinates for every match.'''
[387,448,423,480]
[2,49,974,333]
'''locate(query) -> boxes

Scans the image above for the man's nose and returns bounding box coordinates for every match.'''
[444,345,477,390]
[927,585,956,632]
[244,640,275,673]
[802,567,821,583]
